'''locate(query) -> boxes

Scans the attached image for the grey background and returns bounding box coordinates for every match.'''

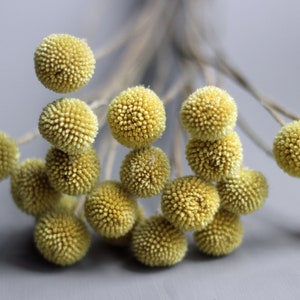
[0,1,300,299]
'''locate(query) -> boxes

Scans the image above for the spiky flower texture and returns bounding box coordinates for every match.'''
[161,176,220,232]
[120,146,170,197]
[39,98,98,155]
[34,212,91,266]
[180,86,237,141]
[34,34,95,93]
[132,215,187,267]
[107,86,166,148]
[273,120,300,177]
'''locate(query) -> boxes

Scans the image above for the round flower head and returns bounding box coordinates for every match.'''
[104,204,145,247]
[273,120,300,177]
[45,146,100,195]
[217,168,268,214]
[0,132,19,180]
[39,98,98,154]
[34,33,95,93]
[34,211,91,266]
[132,215,188,267]
[10,159,60,217]
[84,181,138,238]
[180,86,237,140]
[107,86,166,148]
[194,209,243,256]
[186,132,243,181]
[161,176,220,232]
[120,146,170,197]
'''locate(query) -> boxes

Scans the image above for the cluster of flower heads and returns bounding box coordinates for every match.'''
[0,33,299,268]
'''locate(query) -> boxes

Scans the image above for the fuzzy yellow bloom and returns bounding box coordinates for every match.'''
[45,146,100,195]
[120,146,170,197]
[185,132,243,181]
[194,209,243,256]
[11,159,60,217]
[161,176,220,232]
[0,132,19,180]
[107,86,166,148]
[217,168,268,214]
[180,86,237,140]
[132,215,188,267]
[84,181,138,238]
[34,34,95,93]
[39,98,98,155]
[273,120,300,177]
[34,212,91,266]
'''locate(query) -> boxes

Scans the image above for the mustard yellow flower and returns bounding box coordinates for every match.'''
[120,146,170,197]
[84,181,138,238]
[104,204,145,247]
[194,209,243,256]
[217,168,268,214]
[34,211,91,266]
[132,215,187,267]
[161,176,220,232]
[0,132,19,180]
[180,86,237,140]
[107,86,166,148]
[185,132,243,181]
[46,146,100,195]
[34,33,95,93]
[39,98,98,154]
[11,159,60,217]
[273,120,300,177]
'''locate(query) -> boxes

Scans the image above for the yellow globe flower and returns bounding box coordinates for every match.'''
[39,98,98,155]
[34,34,95,93]
[132,215,187,267]
[273,120,300,177]
[107,86,166,148]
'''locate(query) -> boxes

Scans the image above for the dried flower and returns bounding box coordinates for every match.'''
[180,86,237,141]
[10,159,60,217]
[34,211,91,266]
[45,146,100,195]
[120,146,170,198]
[161,176,220,232]
[132,215,187,267]
[34,33,95,93]
[39,98,98,154]
[185,132,243,181]
[0,132,19,180]
[273,120,300,177]
[84,180,138,238]
[107,86,166,148]
[104,204,145,247]
[194,209,243,256]
[217,168,268,214]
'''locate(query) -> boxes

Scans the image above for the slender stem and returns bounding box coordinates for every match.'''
[16,128,40,145]
[74,195,86,218]
[104,137,118,181]
[173,120,185,178]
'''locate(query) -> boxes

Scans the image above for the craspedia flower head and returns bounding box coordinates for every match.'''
[104,204,145,247]
[180,86,237,140]
[34,211,91,266]
[39,98,98,154]
[120,146,170,198]
[217,168,268,215]
[84,180,138,238]
[34,33,95,93]
[45,146,100,195]
[186,132,243,181]
[0,132,19,180]
[273,120,300,177]
[161,176,220,232]
[10,159,60,217]
[132,215,188,267]
[194,209,243,256]
[107,86,166,148]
